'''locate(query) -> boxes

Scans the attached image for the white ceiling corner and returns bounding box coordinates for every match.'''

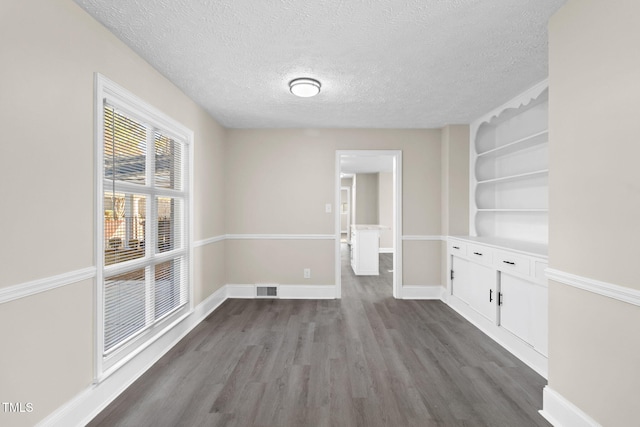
[74,0,566,129]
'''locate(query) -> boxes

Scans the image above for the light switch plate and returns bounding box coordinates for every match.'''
[325,203,332,213]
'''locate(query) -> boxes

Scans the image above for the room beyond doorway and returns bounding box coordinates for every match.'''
[334,150,402,299]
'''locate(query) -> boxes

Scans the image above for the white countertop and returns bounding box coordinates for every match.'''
[449,235,548,259]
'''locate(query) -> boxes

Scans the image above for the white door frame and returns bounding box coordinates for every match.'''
[334,150,403,299]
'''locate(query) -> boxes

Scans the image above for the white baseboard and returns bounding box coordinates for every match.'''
[278,285,335,299]
[379,247,394,254]
[37,286,228,427]
[440,290,450,303]
[401,285,445,300]
[226,284,336,299]
[225,284,256,298]
[540,386,601,427]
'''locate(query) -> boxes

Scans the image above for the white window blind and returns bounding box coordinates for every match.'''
[96,75,192,377]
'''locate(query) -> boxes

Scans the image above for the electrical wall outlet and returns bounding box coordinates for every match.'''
[304,268,311,279]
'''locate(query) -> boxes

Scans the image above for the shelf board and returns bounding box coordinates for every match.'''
[477,130,548,158]
[477,169,549,185]
[476,209,548,212]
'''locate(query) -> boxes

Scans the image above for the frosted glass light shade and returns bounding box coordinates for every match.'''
[289,78,321,97]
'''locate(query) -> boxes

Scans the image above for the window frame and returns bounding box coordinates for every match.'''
[94,74,194,381]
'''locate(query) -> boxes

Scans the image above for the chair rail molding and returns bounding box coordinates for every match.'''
[2,233,335,304]
[193,234,226,247]
[0,267,96,304]
[402,235,445,241]
[546,268,640,307]
[226,234,336,240]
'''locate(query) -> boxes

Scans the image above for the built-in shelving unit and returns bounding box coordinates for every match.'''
[446,80,550,380]
[476,130,548,158]
[477,169,549,185]
[470,81,549,245]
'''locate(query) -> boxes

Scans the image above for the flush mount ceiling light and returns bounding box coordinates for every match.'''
[289,78,321,97]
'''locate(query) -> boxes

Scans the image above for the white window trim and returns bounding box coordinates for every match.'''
[94,73,194,382]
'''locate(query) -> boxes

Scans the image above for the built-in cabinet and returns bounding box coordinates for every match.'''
[448,237,548,375]
[446,81,550,378]
[451,254,496,322]
[499,272,548,356]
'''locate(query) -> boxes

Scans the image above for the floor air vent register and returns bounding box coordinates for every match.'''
[255,285,278,298]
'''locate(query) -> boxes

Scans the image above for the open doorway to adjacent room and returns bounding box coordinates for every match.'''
[335,150,402,299]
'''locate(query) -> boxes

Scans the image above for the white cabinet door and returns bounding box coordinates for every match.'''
[451,256,472,305]
[470,262,497,323]
[499,272,534,346]
[452,256,497,323]
[530,282,548,356]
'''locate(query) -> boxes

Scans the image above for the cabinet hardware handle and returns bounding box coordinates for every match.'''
[489,289,493,302]
[498,292,503,306]
[503,260,516,265]
[473,252,483,256]
[453,246,460,249]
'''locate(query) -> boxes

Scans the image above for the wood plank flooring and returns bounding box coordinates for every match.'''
[89,244,549,427]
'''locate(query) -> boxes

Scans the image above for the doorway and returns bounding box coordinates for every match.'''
[334,150,402,299]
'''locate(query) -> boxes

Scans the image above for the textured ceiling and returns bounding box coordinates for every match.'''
[75,0,565,129]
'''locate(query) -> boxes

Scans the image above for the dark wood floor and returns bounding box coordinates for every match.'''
[89,244,549,427]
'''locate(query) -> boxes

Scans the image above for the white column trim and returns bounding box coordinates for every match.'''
[0,267,96,304]
[546,268,640,307]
